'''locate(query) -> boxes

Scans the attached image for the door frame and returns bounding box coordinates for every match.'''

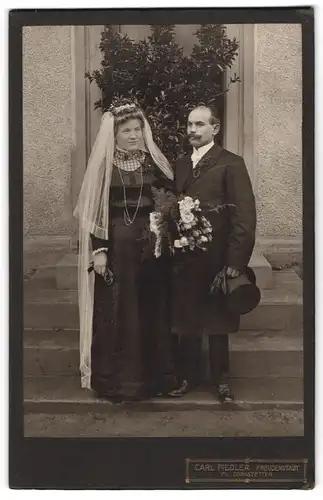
[224,24,256,187]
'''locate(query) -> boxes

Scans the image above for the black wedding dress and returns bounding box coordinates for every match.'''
[90,152,178,400]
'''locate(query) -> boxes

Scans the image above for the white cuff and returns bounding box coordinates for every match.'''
[92,247,108,256]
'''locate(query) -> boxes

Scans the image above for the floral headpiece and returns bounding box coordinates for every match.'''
[108,97,141,116]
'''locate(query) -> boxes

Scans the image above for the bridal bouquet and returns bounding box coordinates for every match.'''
[174,195,213,252]
[149,188,215,258]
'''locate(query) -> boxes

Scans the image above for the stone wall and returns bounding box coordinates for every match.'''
[23,26,73,235]
[254,24,302,236]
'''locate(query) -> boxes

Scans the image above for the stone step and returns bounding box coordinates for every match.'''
[24,376,303,414]
[249,250,273,289]
[257,236,302,269]
[24,329,303,378]
[54,249,273,290]
[23,327,303,346]
[24,270,302,331]
[24,409,304,438]
[240,270,302,331]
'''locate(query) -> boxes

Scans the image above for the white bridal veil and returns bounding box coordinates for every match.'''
[73,108,173,389]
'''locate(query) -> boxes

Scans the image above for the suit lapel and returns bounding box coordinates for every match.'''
[179,144,223,193]
[176,156,192,193]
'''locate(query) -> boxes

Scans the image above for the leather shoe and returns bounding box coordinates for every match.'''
[166,379,189,397]
[215,383,234,403]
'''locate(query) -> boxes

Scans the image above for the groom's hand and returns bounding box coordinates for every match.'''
[226,266,241,278]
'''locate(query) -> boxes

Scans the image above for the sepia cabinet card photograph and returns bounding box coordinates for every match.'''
[9,6,314,490]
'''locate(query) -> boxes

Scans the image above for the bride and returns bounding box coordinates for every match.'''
[74,98,181,403]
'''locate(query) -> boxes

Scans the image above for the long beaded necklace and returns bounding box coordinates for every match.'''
[117,163,144,226]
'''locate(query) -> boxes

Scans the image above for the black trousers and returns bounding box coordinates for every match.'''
[174,335,229,386]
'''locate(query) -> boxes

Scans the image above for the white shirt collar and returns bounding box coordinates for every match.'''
[191,140,214,168]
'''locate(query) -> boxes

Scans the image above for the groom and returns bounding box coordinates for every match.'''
[171,104,256,402]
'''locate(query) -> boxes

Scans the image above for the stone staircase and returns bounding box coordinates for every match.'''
[23,247,303,414]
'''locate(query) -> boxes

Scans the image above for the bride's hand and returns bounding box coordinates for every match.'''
[93,252,108,276]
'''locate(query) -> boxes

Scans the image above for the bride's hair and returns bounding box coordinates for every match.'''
[114,109,144,132]
[108,97,144,131]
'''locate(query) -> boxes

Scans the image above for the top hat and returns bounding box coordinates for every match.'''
[225,267,261,315]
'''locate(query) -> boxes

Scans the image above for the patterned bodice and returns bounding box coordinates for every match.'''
[109,153,171,209]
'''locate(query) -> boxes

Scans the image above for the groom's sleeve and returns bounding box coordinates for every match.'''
[225,157,257,271]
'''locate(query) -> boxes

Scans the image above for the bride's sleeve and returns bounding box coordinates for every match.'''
[152,164,176,192]
[90,233,109,252]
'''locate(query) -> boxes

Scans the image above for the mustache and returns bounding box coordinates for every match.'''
[189,134,201,139]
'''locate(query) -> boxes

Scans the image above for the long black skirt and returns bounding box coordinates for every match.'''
[90,213,177,398]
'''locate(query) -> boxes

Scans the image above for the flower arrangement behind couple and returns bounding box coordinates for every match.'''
[74,98,181,403]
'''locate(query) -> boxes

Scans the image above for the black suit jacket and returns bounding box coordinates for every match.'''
[175,143,257,271]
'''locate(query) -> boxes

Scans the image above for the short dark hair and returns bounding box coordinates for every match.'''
[190,103,220,126]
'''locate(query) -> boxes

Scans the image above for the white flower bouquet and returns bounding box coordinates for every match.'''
[149,188,235,258]
[173,196,213,252]
[149,187,215,257]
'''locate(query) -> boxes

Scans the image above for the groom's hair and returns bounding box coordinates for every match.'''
[190,104,220,126]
